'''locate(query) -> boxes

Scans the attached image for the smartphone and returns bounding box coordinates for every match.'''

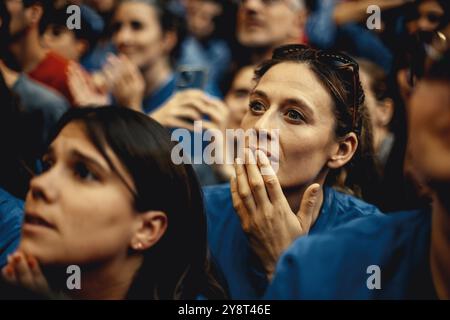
[175,67,208,91]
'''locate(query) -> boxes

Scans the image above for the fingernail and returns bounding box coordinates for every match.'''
[13,254,21,262]
[27,257,36,269]
[5,266,13,277]
[235,158,243,165]
[312,185,321,195]
[256,150,269,165]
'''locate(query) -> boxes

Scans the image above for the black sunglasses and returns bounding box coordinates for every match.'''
[273,44,361,131]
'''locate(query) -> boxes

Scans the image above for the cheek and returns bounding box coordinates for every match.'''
[25,189,136,266]
[277,128,333,187]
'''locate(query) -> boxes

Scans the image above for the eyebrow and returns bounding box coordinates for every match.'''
[250,90,315,116]
[45,145,110,174]
[250,90,269,101]
[70,150,110,174]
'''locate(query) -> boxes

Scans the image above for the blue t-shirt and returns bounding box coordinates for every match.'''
[0,188,24,268]
[203,184,383,299]
[264,209,437,299]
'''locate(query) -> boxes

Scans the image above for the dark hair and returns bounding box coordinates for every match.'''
[22,0,54,35]
[254,45,379,200]
[0,72,41,198]
[424,49,450,82]
[46,107,227,299]
[114,0,186,65]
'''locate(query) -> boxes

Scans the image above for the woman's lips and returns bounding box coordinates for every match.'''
[23,212,56,230]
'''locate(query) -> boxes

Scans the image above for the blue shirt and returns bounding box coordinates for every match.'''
[178,36,231,97]
[265,210,437,299]
[203,184,383,299]
[142,75,177,114]
[0,188,24,268]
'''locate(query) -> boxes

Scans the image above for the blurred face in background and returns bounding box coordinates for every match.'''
[225,65,255,129]
[5,0,29,38]
[86,0,117,13]
[186,0,222,40]
[237,0,302,48]
[42,26,87,61]
[112,1,171,70]
[408,80,450,185]
[359,68,394,153]
[416,0,445,33]
[237,0,302,49]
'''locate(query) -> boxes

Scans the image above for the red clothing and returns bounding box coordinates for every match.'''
[28,51,75,105]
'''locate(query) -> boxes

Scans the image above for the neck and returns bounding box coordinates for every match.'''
[141,58,172,98]
[10,29,48,73]
[283,183,324,225]
[430,191,450,299]
[66,254,143,300]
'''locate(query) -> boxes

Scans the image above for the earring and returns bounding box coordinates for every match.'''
[134,242,143,250]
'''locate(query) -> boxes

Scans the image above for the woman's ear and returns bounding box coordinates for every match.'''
[130,211,167,251]
[327,132,358,169]
[162,30,178,56]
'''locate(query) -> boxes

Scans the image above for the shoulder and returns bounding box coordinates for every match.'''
[0,188,24,225]
[203,183,233,208]
[266,210,430,299]
[13,75,69,110]
[328,187,383,217]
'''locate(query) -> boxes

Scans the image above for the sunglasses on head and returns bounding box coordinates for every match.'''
[272,44,361,131]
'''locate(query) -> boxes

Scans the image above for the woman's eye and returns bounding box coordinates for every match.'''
[285,109,305,122]
[74,162,99,182]
[41,159,54,172]
[249,101,266,114]
[131,21,143,31]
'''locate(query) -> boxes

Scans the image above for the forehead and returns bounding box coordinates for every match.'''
[233,66,256,87]
[52,122,106,160]
[418,0,445,13]
[115,2,157,20]
[255,62,332,105]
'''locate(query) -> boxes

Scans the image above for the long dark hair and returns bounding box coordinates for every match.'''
[46,107,227,299]
[254,45,379,201]
[0,72,41,199]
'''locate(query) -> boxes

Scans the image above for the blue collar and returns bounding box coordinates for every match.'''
[142,74,176,114]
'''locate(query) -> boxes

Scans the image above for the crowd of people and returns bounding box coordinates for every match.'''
[0,0,449,300]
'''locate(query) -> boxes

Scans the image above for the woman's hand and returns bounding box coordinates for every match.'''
[101,54,145,112]
[67,63,110,107]
[150,89,229,131]
[1,251,50,296]
[231,149,321,279]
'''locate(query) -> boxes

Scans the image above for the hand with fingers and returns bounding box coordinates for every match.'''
[150,89,230,132]
[1,251,51,297]
[231,148,322,279]
[67,62,110,107]
[102,54,145,112]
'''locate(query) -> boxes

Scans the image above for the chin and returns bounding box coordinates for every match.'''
[238,33,270,48]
